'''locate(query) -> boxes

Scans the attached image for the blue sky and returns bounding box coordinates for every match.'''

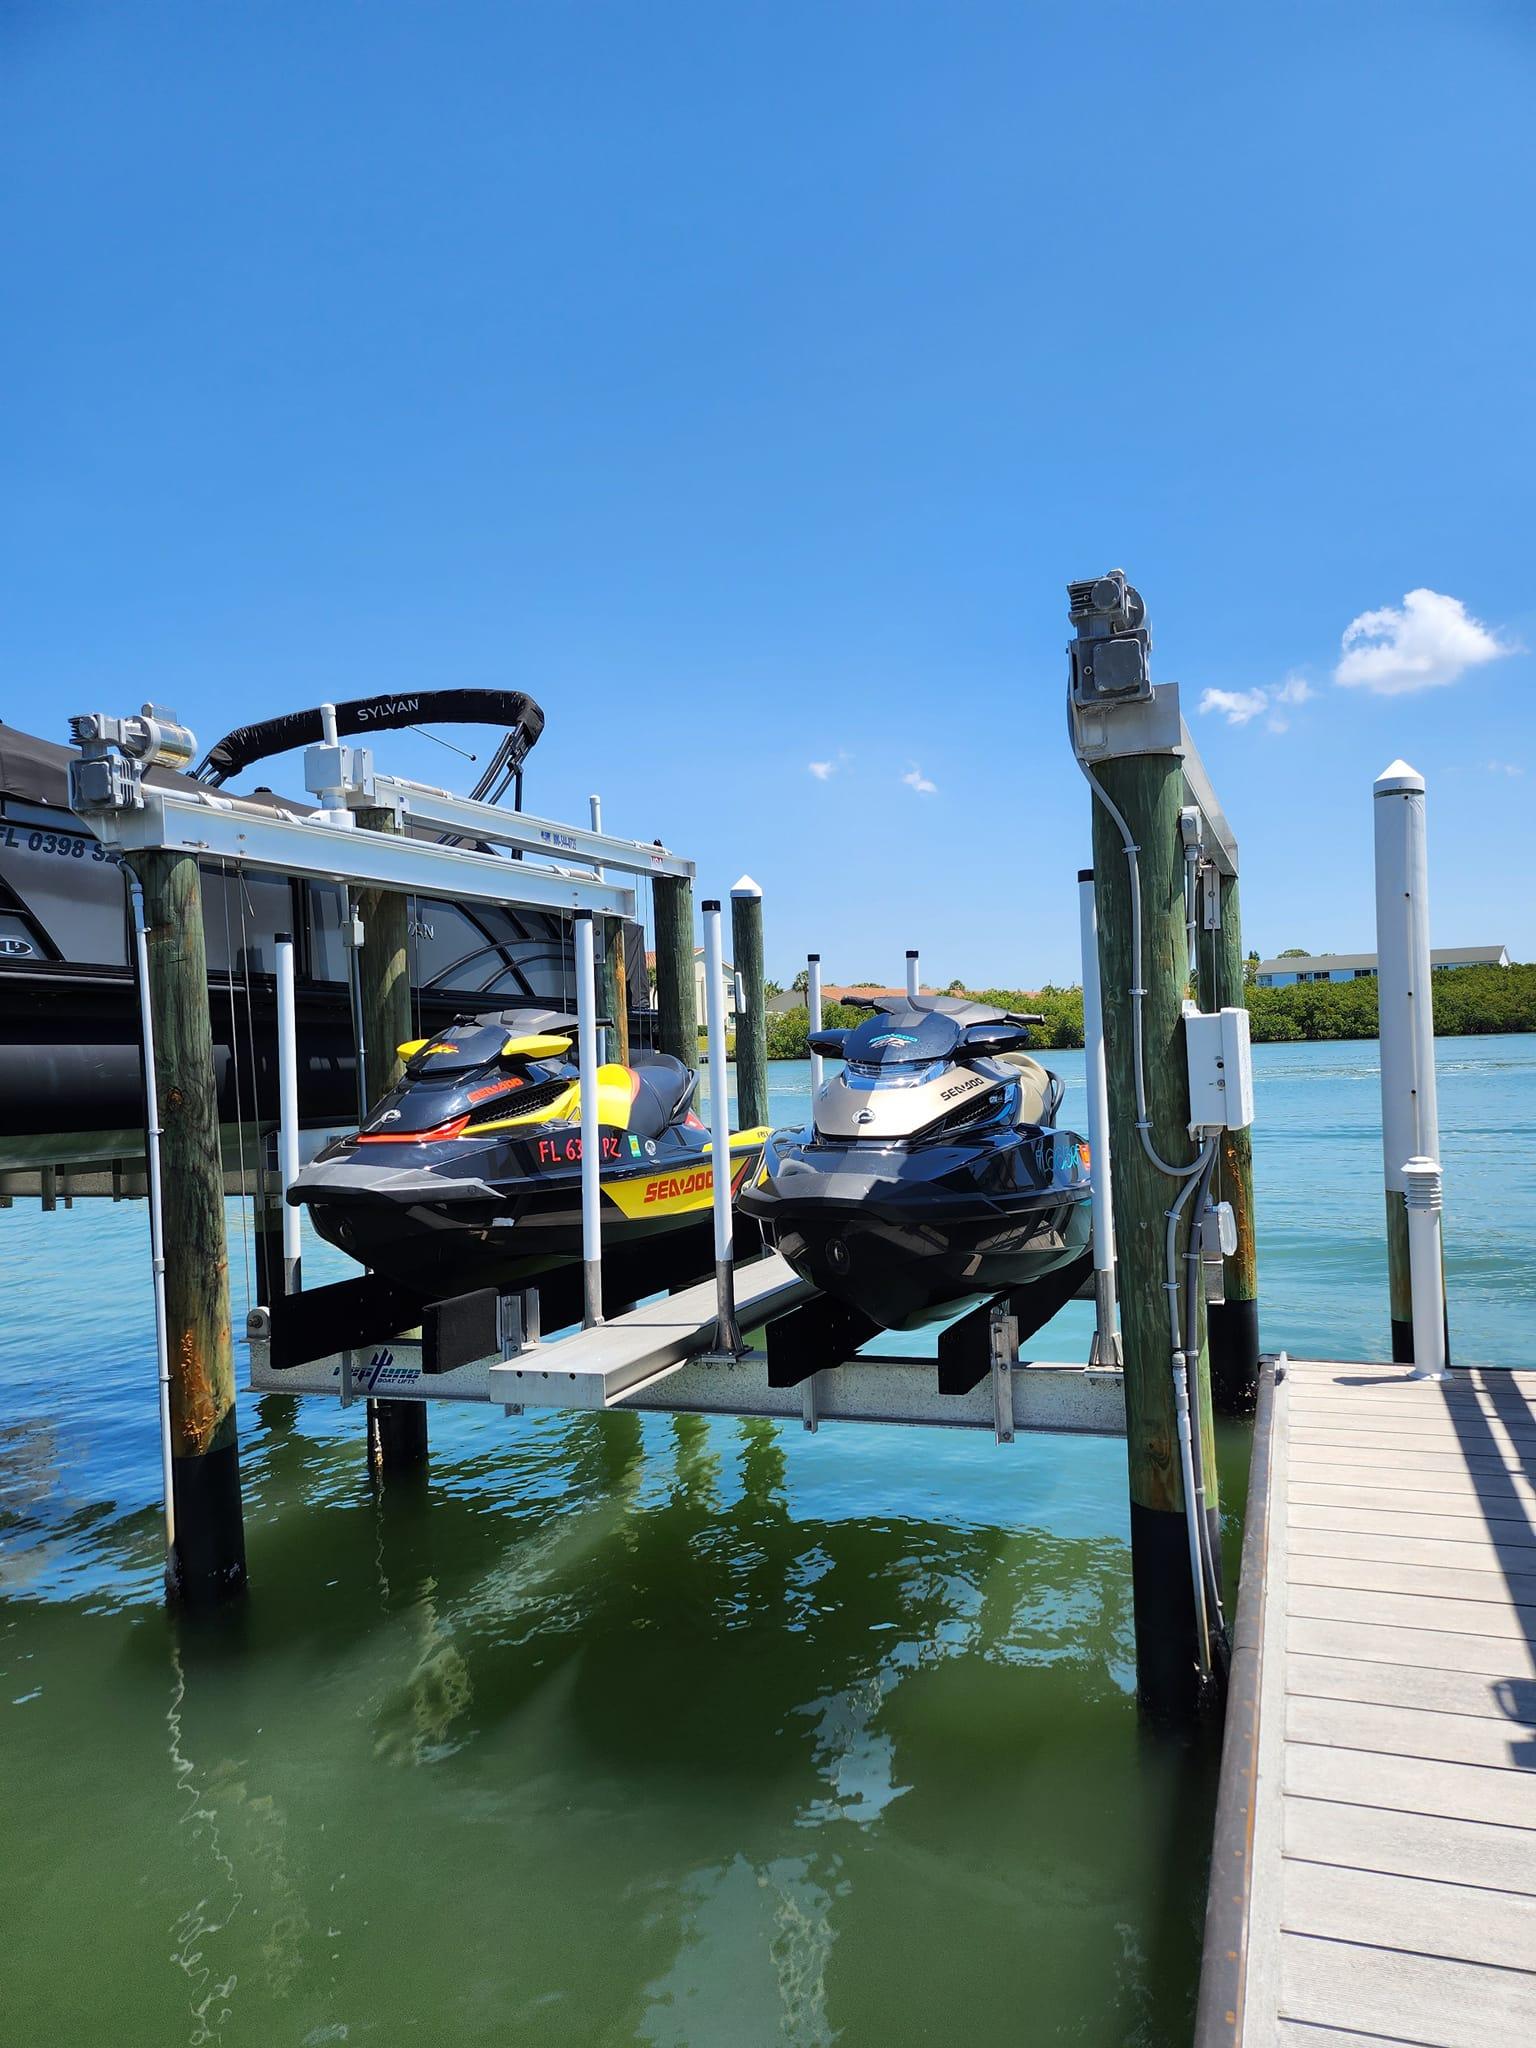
[3,2,1532,984]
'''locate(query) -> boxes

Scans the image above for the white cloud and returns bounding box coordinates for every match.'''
[808,760,835,780]
[1335,588,1514,695]
[901,764,937,795]
[1200,687,1269,727]
[1201,672,1318,733]
[1488,759,1525,778]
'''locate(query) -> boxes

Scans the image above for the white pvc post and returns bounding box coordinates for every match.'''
[574,910,603,1327]
[588,794,605,878]
[274,933,303,1294]
[1403,1157,1448,1380]
[1078,871,1121,1366]
[807,952,825,1097]
[588,795,610,1061]
[1375,760,1443,1363]
[905,949,921,1002]
[130,878,177,1558]
[702,899,744,1355]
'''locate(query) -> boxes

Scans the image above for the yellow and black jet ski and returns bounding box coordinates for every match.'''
[289,1007,768,1300]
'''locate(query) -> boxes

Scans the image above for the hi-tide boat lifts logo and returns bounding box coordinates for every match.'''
[332,1349,423,1394]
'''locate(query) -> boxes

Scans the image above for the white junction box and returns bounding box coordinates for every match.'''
[1183,1004,1255,1132]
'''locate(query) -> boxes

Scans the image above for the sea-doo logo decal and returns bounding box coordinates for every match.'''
[868,1032,916,1048]
[940,1074,987,1101]
[644,1169,712,1205]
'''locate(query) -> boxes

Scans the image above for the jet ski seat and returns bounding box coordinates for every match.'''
[994,1051,1064,1127]
[626,1051,699,1137]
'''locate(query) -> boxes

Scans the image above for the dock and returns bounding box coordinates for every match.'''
[1201,1359,1536,2046]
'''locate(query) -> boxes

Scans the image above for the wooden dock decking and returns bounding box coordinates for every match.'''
[1239,1359,1536,2045]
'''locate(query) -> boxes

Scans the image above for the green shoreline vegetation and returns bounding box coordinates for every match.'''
[761,963,1536,1058]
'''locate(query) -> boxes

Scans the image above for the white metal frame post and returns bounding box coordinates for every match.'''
[1374,759,1444,1364]
[807,952,825,1096]
[129,877,177,1558]
[905,949,921,1002]
[274,933,303,1294]
[573,910,603,1328]
[1077,871,1121,1366]
[702,899,745,1357]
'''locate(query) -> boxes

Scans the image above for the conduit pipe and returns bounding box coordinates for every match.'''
[130,876,177,1559]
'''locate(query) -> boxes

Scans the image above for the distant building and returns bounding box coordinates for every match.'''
[643,947,737,1022]
[1255,945,1510,988]
[765,982,933,1015]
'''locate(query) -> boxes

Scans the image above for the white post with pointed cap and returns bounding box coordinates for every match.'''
[1374,759,1444,1364]
[905,950,921,1002]
[1077,872,1120,1365]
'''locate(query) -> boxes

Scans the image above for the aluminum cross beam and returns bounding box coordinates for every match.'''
[368,776,693,881]
[81,786,639,919]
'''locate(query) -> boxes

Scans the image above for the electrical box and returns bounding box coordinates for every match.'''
[1183,1005,1254,1133]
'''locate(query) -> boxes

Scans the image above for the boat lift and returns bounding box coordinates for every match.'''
[68,703,1131,1449]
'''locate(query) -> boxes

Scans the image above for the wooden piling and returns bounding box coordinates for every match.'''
[600,919,630,1065]
[652,874,697,1066]
[355,805,428,1475]
[730,878,768,1130]
[1091,754,1220,1720]
[130,848,247,1605]
[1196,871,1260,1416]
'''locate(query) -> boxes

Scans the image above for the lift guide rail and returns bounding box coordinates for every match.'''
[247,1256,1128,1436]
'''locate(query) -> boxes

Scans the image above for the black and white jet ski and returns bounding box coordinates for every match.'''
[290,1007,769,1302]
[737,997,1091,1331]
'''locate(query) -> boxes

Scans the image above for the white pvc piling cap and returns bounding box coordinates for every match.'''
[1402,1156,1444,1210]
[730,874,763,898]
[1375,759,1425,796]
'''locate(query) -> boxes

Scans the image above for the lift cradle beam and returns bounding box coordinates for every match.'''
[80,783,643,919]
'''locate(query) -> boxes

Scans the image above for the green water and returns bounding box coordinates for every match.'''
[4,1038,1530,2043]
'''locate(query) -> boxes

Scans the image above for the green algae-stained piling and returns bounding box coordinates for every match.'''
[652,871,697,1062]
[1198,870,1261,1416]
[600,917,630,1065]
[355,803,429,1476]
[730,875,768,1130]
[128,846,247,1605]
[1090,752,1220,1720]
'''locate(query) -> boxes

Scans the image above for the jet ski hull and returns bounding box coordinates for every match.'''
[739,1127,1092,1330]
[298,1128,765,1301]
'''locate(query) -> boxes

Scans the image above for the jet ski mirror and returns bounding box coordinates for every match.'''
[962,1023,1036,1057]
[499,1032,574,1062]
[807,1028,851,1057]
